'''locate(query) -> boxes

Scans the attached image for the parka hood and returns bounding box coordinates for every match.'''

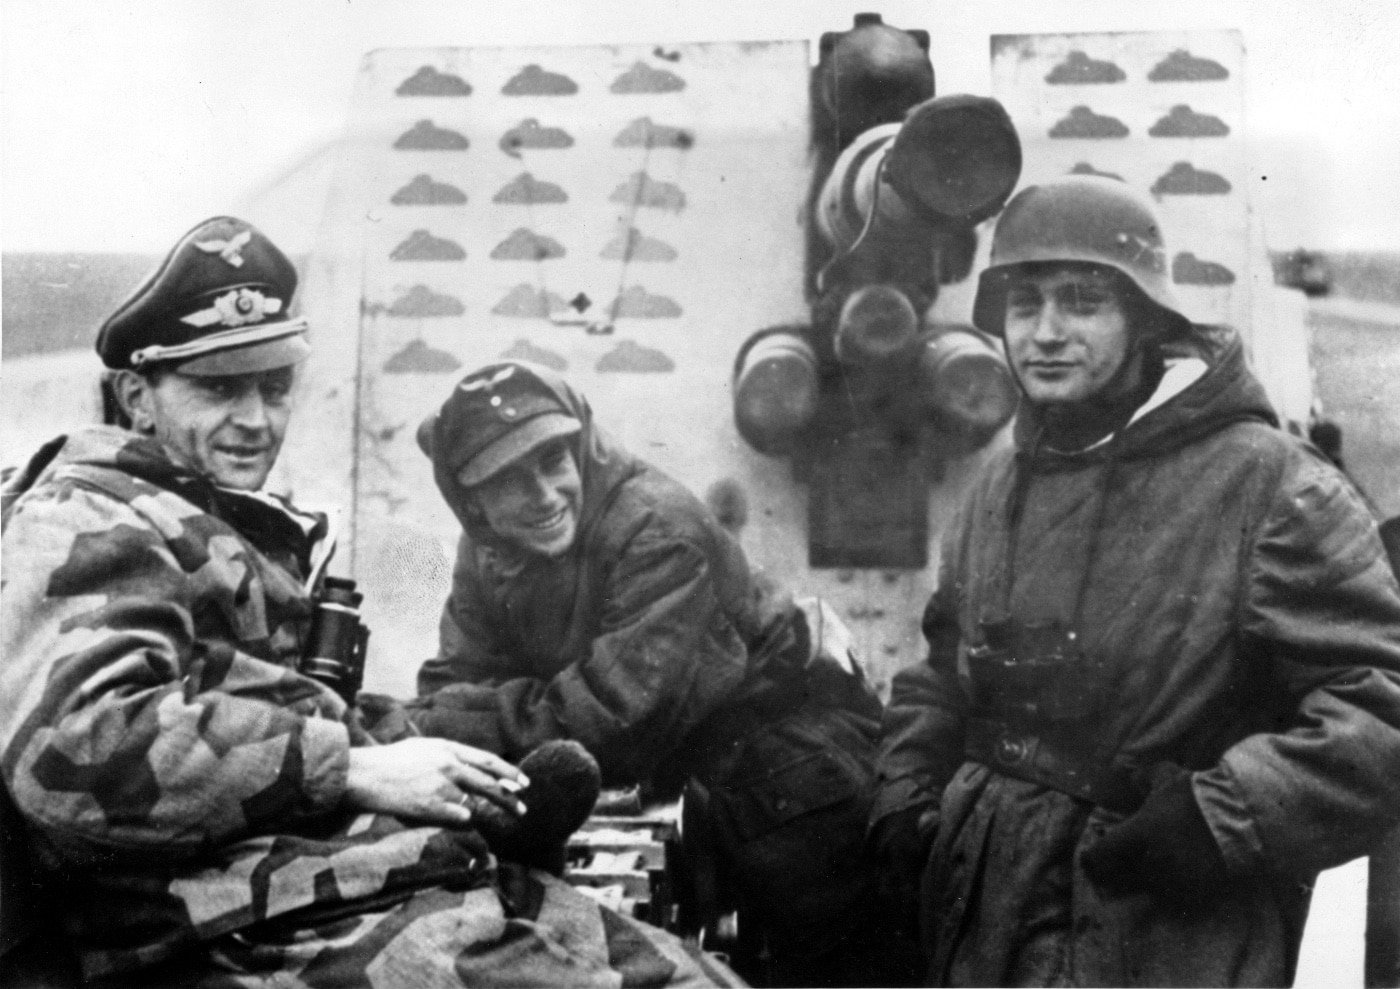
[419,362,643,552]
[1013,324,1278,465]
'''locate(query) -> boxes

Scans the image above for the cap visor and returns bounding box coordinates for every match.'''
[457,414,582,487]
[175,332,311,376]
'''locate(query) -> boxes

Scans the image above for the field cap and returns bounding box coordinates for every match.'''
[95,216,310,376]
[424,364,582,487]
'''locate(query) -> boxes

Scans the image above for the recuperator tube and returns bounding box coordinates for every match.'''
[733,330,820,455]
[919,327,1017,443]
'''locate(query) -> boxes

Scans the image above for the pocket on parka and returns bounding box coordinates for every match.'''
[721,749,862,842]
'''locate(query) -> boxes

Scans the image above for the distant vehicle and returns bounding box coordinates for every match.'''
[1277,247,1334,296]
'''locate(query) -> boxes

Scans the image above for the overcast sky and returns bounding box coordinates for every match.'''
[3,0,1399,253]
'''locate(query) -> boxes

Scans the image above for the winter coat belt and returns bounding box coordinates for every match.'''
[964,717,1145,815]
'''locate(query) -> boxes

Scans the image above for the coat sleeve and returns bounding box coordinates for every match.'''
[0,482,350,865]
[418,550,525,694]
[870,536,971,828]
[415,526,749,782]
[1195,458,1400,878]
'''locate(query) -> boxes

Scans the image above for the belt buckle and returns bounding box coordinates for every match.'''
[994,731,1030,767]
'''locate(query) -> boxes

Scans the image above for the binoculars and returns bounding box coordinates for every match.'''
[966,618,1108,723]
[299,576,371,703]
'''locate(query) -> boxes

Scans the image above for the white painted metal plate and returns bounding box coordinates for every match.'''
[288,42,820,693]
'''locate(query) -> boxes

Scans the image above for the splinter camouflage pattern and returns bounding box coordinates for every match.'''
[0,425,735,987]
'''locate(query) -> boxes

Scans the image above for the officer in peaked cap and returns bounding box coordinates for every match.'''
[97,215,310,376]
[0,211,739,986]
[95,217,311,492]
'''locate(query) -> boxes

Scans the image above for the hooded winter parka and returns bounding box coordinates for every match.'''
[874,329,1400,986]
[415,367,782,785]
[413,364,908,986]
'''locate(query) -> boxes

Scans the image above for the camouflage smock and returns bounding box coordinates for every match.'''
[873,330,1400,986]
[0,426,731,988]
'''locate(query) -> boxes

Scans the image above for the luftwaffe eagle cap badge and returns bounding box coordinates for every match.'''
[421,363,582,488]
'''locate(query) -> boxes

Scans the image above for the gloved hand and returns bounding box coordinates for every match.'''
[404,686,501,748]
[355,692,419,743]
[470,740,602,876]
[869,803,939,930]
[1080,773,1228,906]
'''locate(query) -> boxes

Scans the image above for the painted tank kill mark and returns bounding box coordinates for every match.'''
[1149,50,1229,82]
[614,117,694,149]
[499,338,568,371]
[391,175,467,205]
[611,173,686,211]
[610,286,682,318]
[1150,105,1230,137]
[499,119,574,158]
[1068,162,1123,181]
[1152,162,1231,196]
[383,339,462,374]
[595,340,675,373]
[1045,51,1125,84]
[394,120,469,150]
[1173,252,1235,285]
[492,284,569,318]
[390,230,466,261]
[493,173,568,205]
[610,61,685,94]
[601,229,678,262]
[491,228,566,261]
[1049,106,1129,138]
[396,66,473,96]
[502,65,578,96]
[374,284,464,318]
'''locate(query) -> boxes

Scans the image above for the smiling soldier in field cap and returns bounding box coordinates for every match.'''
[0,218,735,988]
[406,360,923,988]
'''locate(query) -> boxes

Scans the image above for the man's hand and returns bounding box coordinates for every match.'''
[345,737,529,827]
[1080,773,1228,906]
[869,803,940,931]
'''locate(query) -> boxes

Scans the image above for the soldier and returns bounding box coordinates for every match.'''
[403,361,919,987]
[869,176,1400,986]
[0,217,738,988]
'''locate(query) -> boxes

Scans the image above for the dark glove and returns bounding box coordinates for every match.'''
[1080,774,1228,905]
[354,693,419,743]
[869,803,939,930]
[470,740,601,876]
[871,804,939,873]
[404,686,501,749]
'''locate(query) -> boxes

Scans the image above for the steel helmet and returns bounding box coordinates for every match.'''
[972,175,1191,338]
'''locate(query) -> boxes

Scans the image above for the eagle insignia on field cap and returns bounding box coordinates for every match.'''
[458,365,517,393]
